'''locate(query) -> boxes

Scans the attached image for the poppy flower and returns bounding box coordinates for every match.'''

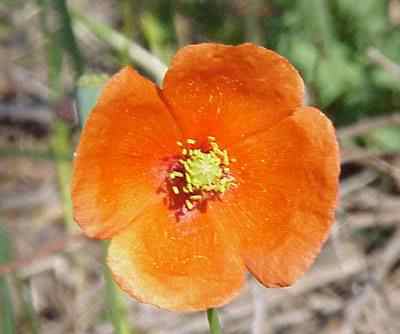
[72,43,340,312]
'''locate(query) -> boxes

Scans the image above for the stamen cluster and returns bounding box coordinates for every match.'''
[169,137,236,210]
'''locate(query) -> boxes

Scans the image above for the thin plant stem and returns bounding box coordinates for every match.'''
[251,281,269,334]
[51,0,84,77]
[37,2,134,331]
[50,121,74,229]
[103,243,133,334]
[15,278,40,334]
[37,0,76,230]
[207,308,222,334]
[77,74,133,334]
[243,0,264,44]
[120,0,135,65]
[0,226,16,334]
[70,8,167,84]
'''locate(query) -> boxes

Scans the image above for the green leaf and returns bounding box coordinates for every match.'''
[366,126,400,151]
[316,46,364,106]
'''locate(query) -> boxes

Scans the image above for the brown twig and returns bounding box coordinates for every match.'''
[376,228,400,281]
[338,113,400,141]
[340,148,396,164]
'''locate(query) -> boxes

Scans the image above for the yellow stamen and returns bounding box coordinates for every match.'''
[190,195,202,201]
[169,171,184,179]
[169,137,237,212]
[185,199,194,210]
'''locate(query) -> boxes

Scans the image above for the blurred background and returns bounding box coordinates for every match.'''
[1,0,400,333]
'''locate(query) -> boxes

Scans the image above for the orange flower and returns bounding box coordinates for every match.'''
[72,43,340,312]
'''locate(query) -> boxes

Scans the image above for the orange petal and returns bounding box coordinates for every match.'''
[72,67,181,239]
[210,107,340,287]
[162,43,304,147]
[107,201,245,311]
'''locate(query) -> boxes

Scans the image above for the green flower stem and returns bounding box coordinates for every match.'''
[50,120,74,229]
[207,308,222,334]
[70,8,167,84]
[0,226,16,334]
[16,278,40,334]
[103,242,133,334]
[120,0,136,65]
[243,0,263,44]
[77,75,133,334]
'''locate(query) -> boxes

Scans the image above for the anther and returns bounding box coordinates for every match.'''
[222,151,229,165]
[190,195,202,201]
[172,186,180,195]
[185,199,194,210]
[187,138,196,145]
[169,171,184,179]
